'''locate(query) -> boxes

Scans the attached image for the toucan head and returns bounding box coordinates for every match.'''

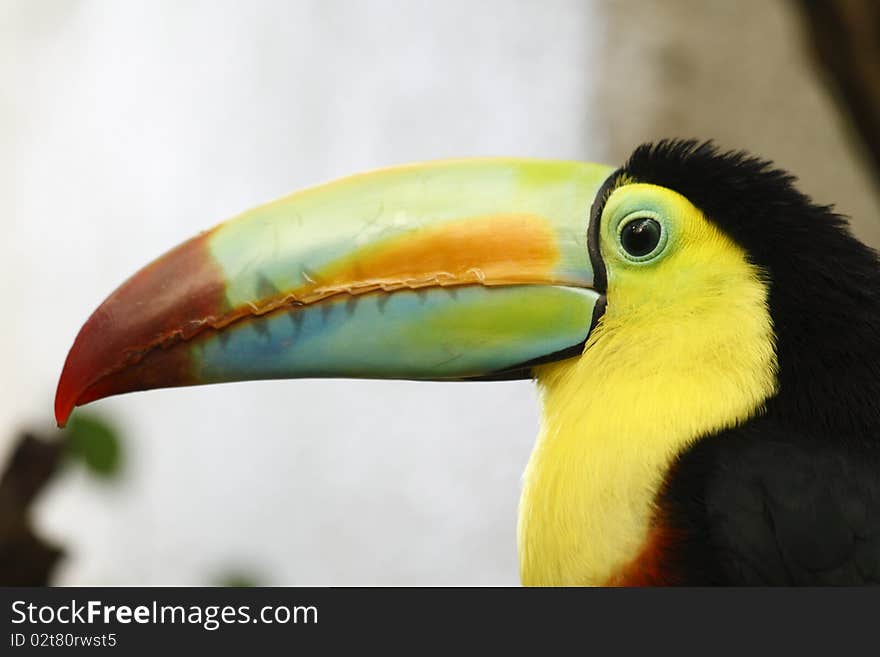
[55,140,880,437]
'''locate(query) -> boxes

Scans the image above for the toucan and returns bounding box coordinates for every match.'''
[55,140,880,585]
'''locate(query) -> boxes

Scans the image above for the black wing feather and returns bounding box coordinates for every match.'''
[661,421,880,585]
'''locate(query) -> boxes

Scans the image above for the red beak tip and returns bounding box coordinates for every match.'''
[54,395,73,428]
[54,366,79,429]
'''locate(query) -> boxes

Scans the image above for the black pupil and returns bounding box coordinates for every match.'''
[621,218,661,257]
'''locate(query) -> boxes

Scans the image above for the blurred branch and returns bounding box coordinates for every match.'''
[0,413,124,585]
[0,433,64,585]
[796,0,880,185]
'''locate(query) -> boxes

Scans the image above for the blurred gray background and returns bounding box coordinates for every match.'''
[2,0,878,585]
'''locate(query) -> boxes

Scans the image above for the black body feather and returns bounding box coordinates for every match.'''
[621,140,880,585]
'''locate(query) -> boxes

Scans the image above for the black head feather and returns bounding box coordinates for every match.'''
[619,139,880,437]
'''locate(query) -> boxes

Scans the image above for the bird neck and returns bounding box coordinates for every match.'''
[519,271,777,586]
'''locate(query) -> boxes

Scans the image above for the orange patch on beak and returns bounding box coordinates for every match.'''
[242,213,562,314]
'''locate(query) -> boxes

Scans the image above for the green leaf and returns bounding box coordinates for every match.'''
[64,413,122,478]
[214,571,261,587]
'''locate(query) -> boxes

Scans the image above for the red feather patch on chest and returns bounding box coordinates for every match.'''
[605,522,683,586]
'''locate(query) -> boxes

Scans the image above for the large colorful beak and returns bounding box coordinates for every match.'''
[55,158,613,426]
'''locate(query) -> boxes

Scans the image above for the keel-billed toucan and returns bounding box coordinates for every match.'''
[55,140,880,585]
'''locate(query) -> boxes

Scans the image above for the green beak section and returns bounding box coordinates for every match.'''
[56,158,613,425]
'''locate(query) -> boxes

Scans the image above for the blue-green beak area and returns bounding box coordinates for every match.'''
[194,285,601,382]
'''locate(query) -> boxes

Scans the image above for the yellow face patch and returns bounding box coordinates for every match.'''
[519,183,779,586]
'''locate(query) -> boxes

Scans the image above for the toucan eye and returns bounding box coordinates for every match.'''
[620,217,662,259]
